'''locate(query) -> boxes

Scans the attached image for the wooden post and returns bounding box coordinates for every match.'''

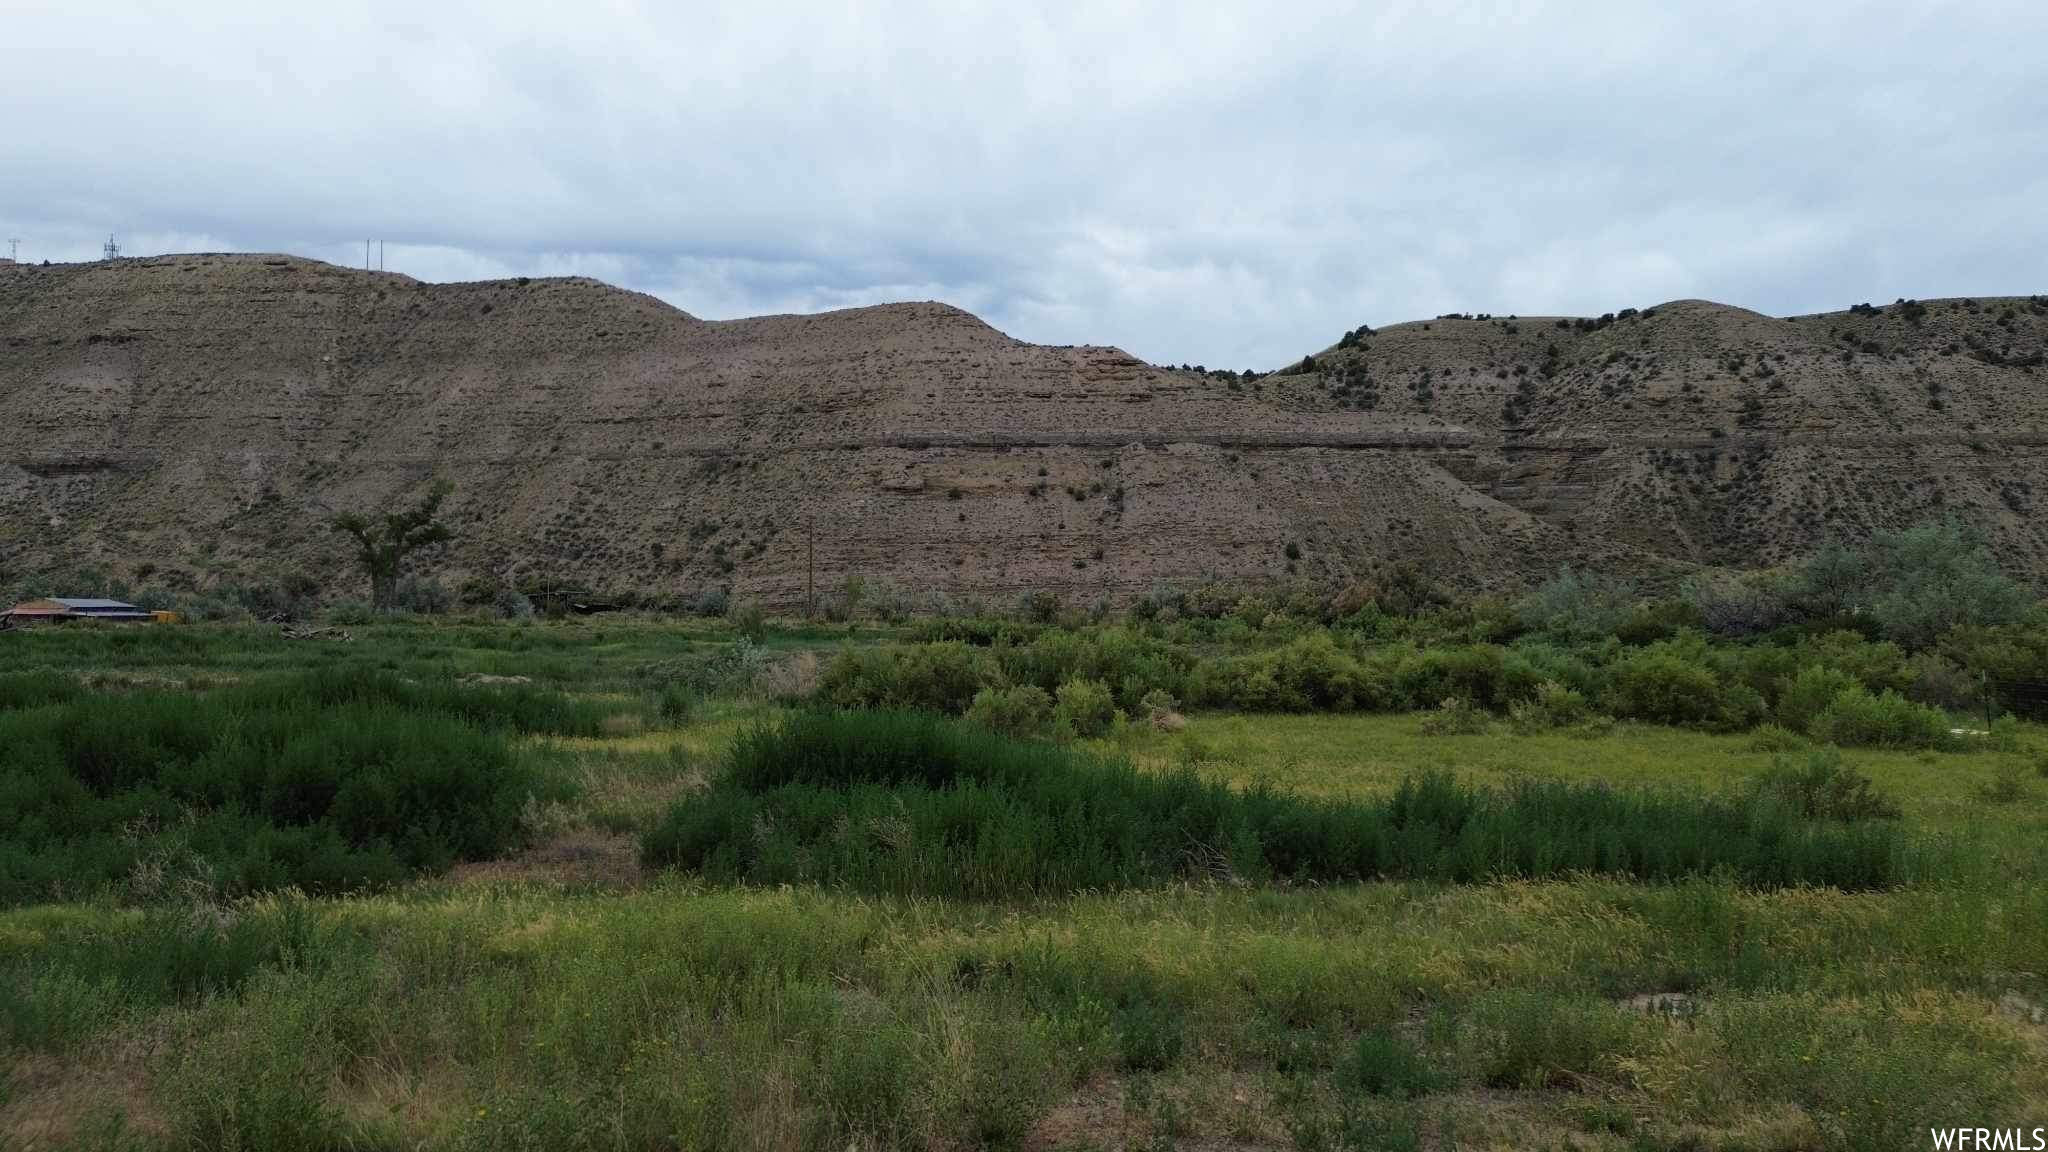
[806,514,816,621]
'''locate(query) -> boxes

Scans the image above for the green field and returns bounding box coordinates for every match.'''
[2,617,2046,1151]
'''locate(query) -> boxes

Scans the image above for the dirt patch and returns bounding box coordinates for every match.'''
[1026,1074,1129,1151]
[2,1053,167,1150]
[457,673,531,685]
[449,828,642,889]
[1026,1073,1285,1152]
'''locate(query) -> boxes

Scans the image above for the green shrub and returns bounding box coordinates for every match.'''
[1188,633,1386,712]
[324,599,373,625]
[1138,687,1179,720]
[392,576,452,615]
[1748,724,1809,752]
[1800,631,1911,694]
[639,637,775,700]
[1418,696,1488,735]
[3,894,350,1047]
[1504,640,1603,695]
[645,712,1915,895]
[965,684,1053,739]
[1904,652,1982,712]
[1777,665,1862,734]
[264,666,621,737]
[1595,634,1767,731]
[1987,714,2022,752]
[1340,1029,1446,1099]
[907,616,1044,646]
[1457,992,1650,1090]
[1508,680,1592,733]
[1389,644,1537,710]
[1716,682,1769,730]
[1604,645,1722,728]
[715,709,1074,794]
[1112,980,1187,1071]
[0,671,80,712]
[692,585,730,618]
[0,672,568,904]
[1053,677,1117,738]
[1614,598,1706,644]
[997,627,1190,710]
[654,682,698,724]
[1749,748,1901,821]
[1519,569,1635,640]
[1021,590,1063,625]
[817,642,997,714]
[1808,687,1957,750]
[1685,571,1791,638]
[1978,763,2030,805]
[725,598,767,641]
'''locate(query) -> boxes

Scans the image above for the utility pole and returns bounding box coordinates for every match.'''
[805,514,816,620]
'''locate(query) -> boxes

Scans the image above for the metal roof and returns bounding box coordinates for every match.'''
[51,598,143,610]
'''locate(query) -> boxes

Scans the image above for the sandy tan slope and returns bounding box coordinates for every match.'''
[2,254,2045,608]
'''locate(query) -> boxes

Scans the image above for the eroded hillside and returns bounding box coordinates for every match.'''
[3,254,2045,607]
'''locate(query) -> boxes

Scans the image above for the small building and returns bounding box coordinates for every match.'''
[3,597,158,624]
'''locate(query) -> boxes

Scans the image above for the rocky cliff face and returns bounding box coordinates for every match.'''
[3,254,2045,608]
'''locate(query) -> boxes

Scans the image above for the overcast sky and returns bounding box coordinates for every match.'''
[4,2,2044,369]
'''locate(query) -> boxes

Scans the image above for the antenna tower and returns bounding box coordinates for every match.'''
[102,234,121,261]
[5,239,18,262]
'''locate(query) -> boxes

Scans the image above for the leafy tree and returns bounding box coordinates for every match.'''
[1685,570,1791,638]
[331,481,455,612]
[1789,520,2031,647]
[1862,519,2032,647]
[1790,540,1869,619]
[1519,567,1635,639]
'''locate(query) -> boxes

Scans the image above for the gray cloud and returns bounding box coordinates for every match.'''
[4,1,2044,369]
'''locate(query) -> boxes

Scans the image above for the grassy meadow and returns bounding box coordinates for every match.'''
[1,615,2045,1151]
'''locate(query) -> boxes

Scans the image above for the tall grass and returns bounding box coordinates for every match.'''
[645,711,1915,895]
[0,669,586,904]
[237,666,626,737]
[0,669,82,711]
